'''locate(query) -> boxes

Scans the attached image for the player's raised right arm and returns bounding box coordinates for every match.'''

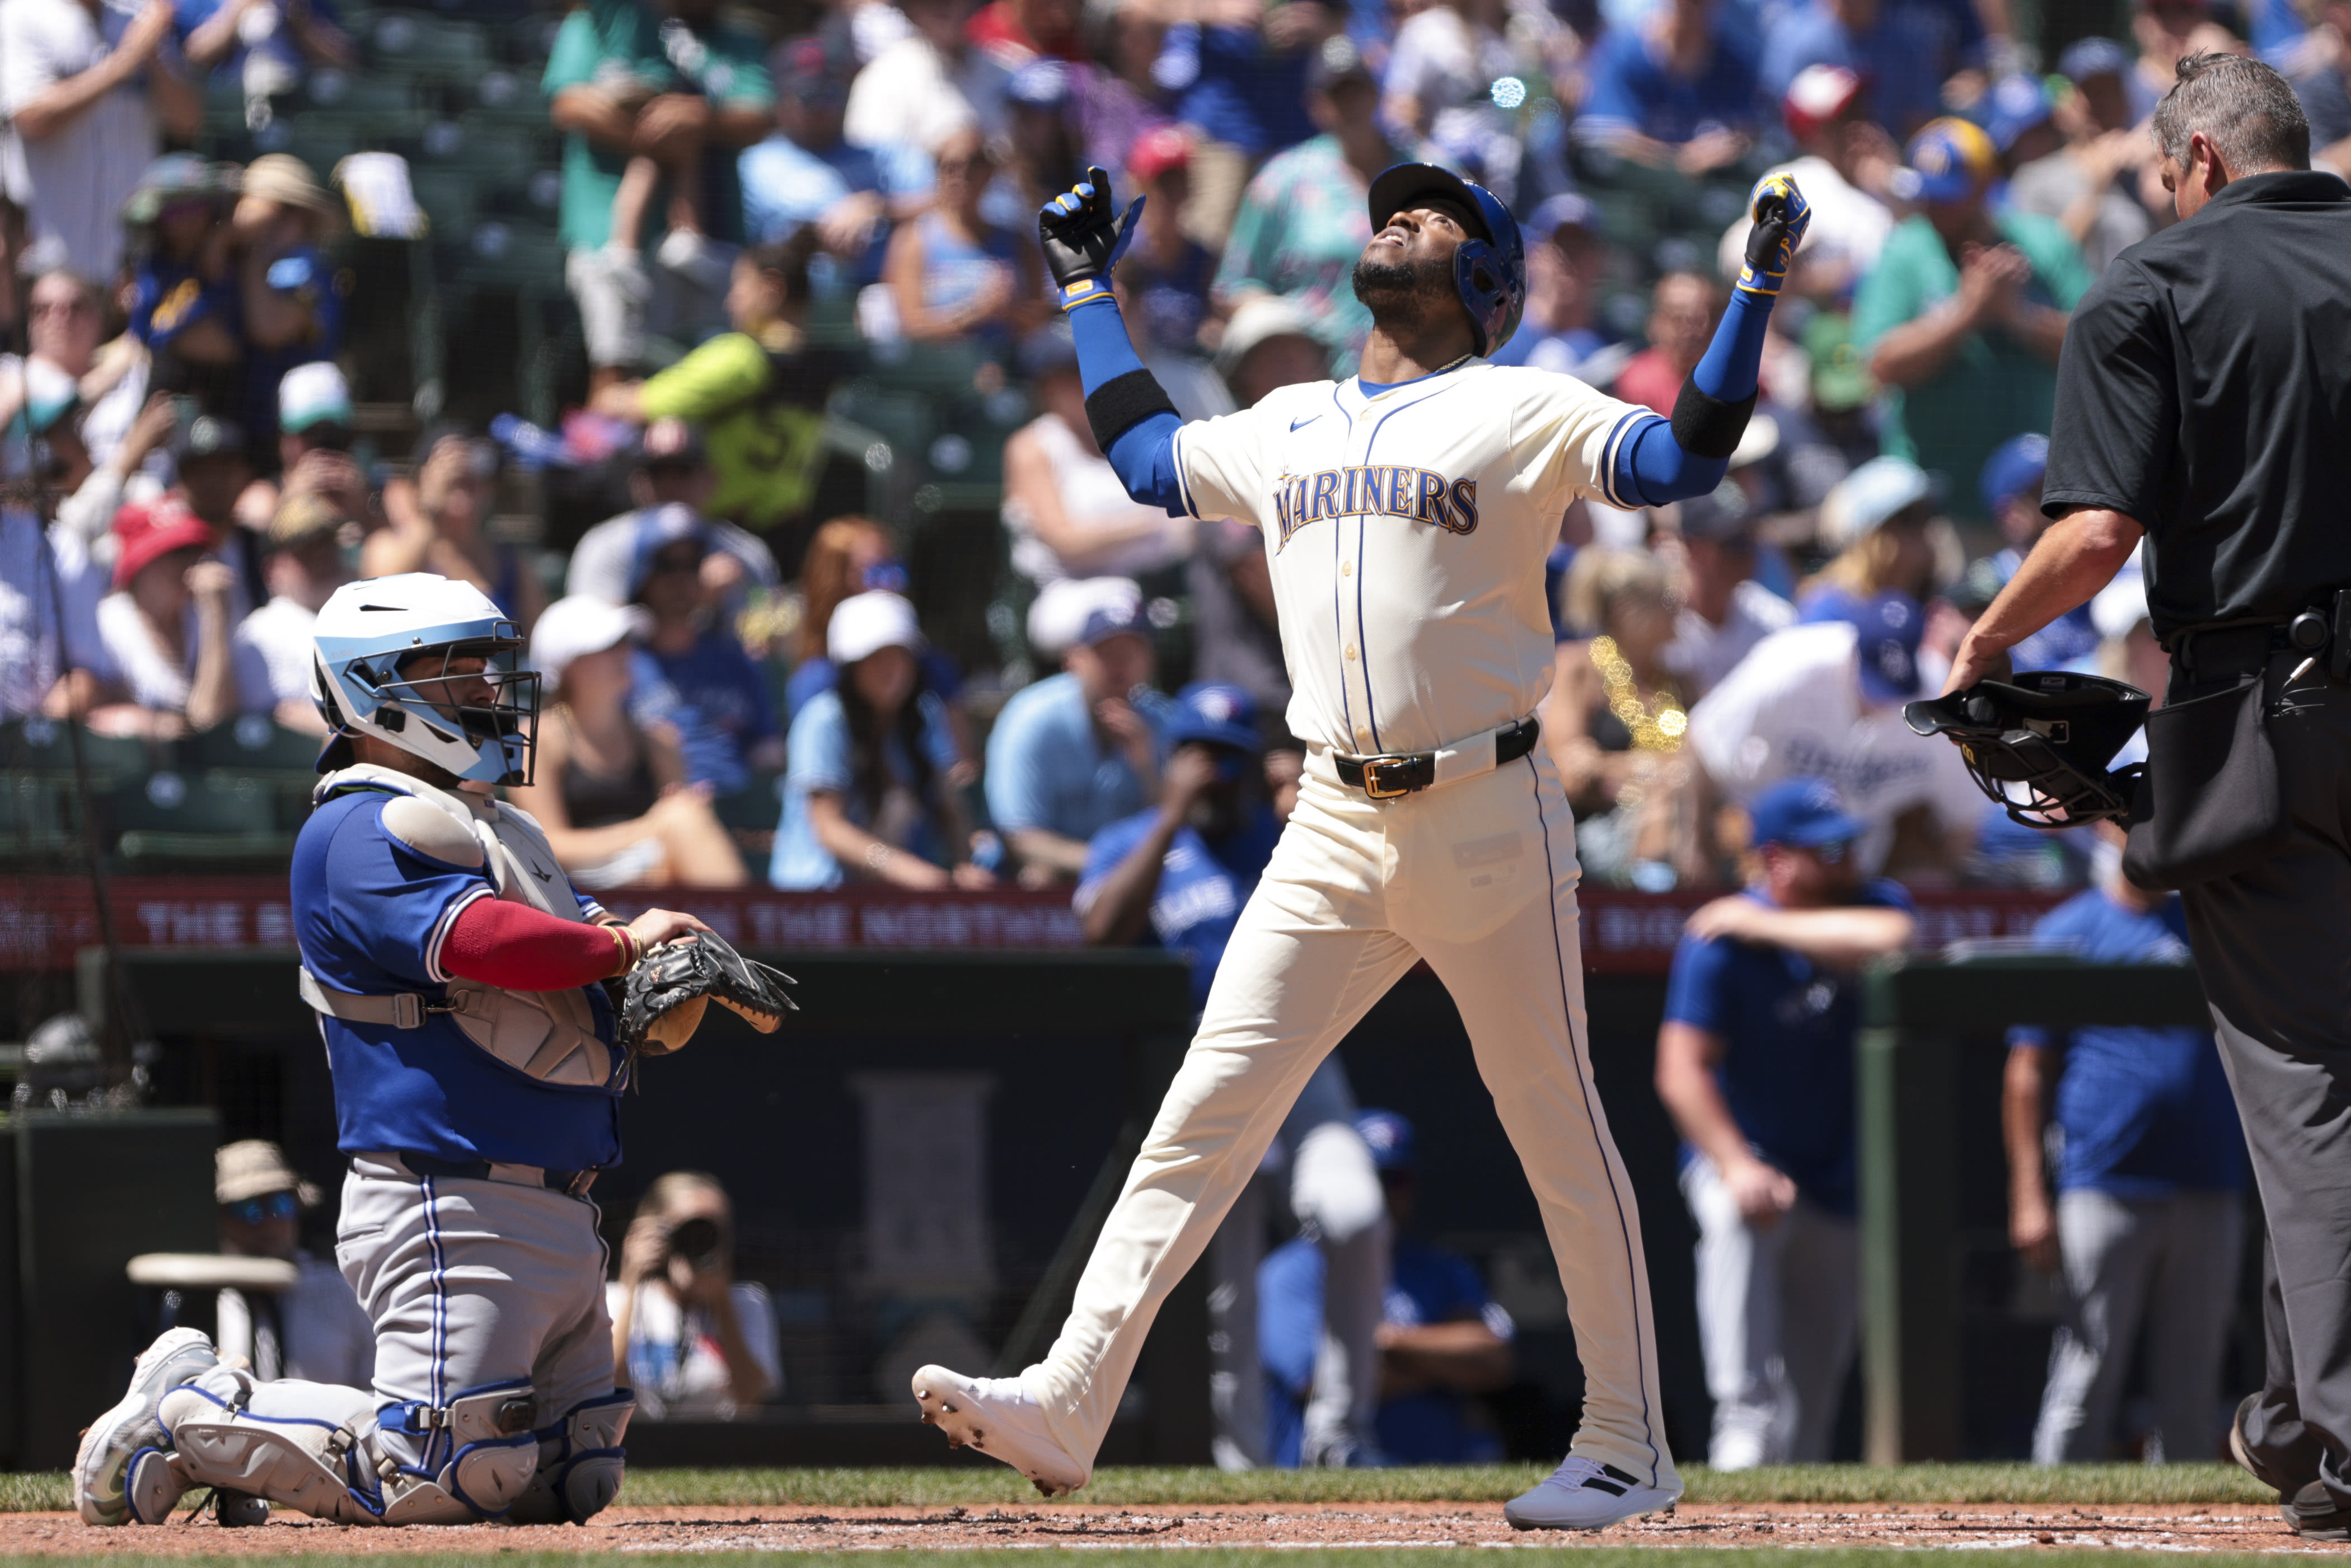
[1039,167,1190,516]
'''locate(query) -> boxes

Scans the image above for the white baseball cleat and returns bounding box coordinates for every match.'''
[73,1327,219,1525]
[911,1364,1088,1497]
[1504,1455,1679,1531]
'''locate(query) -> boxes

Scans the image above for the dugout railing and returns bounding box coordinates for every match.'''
[1858,953,2214,1463]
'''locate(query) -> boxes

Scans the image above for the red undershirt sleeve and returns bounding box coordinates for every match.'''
[443,897,625,991]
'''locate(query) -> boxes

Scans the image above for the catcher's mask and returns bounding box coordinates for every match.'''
[1904,670,2149,829]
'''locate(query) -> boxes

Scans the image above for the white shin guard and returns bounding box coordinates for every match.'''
[510,1389,634,1524]
[157,1369,540,1526]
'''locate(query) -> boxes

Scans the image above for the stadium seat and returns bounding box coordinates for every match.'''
[0,720,157,779]
[178,717,327,775]
[103,771,293,864]
[367,12,493,84]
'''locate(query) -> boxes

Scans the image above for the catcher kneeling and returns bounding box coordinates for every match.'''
[73,573,793,1529]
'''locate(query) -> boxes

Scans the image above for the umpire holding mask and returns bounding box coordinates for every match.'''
[1941,51,2351,1537]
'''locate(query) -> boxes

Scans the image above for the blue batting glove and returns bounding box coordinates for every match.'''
[1736,172,1813,297]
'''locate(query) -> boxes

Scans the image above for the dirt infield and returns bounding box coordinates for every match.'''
[0,1499,2329,1556]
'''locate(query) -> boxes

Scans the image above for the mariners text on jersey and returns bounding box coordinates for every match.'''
[1274,466,1479,547]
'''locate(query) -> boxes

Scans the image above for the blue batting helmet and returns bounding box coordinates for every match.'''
[1366,163,1525,358]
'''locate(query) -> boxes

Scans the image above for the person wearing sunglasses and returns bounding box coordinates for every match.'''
[212,1140,373,1391]
[1651,776,1915,1471]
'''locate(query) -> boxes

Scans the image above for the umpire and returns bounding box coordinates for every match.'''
[1943,53,2351,1532]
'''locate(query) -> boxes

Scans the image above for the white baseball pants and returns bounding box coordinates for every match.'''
[1682,1156,1859,1469]
[1031,747,1678,1491]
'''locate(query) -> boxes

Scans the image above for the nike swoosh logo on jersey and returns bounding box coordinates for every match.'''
[1289,415,1320,432]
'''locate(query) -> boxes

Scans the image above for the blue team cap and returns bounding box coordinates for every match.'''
[625,502,711,596]
[1979,432,2050,514]
[1077,594,1149,647]
[1980,73,2055,153]
[1831,589,1926,704]
[1895,117,1997,204]
[1748,776,1865,850]
[1354,1110,1417,1172]
[2058,36,2131,84]
[1527,191,1598,242]
[1165,681,1259,751]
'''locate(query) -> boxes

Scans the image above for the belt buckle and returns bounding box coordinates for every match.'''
[1360,756,1415,799]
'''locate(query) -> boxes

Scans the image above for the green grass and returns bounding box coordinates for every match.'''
[0,1462,2278,1514]
[23,1554,2301,1568]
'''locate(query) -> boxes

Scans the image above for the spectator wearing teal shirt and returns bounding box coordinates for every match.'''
[1855,117,2091,522]
[545,0,775,383]
[1210,39,1399,376]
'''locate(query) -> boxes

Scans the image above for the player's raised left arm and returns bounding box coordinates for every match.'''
[1039,167,1190,515]
[1613,175,1811,507]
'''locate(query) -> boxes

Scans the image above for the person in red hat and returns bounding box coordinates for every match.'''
[1716,64,1897,299]
[86,496,239,736]
[1109,127,1216,355]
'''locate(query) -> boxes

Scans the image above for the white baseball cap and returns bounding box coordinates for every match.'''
[1216,296,1323,377]
[280,361,354,433]
[828,589,925,666]
[530,595,647,692]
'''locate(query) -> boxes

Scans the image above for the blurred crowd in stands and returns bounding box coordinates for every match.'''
[3,0,2348,902]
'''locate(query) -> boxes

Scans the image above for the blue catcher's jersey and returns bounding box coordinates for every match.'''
[291,785,624,1172]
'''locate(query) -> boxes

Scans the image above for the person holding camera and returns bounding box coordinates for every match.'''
[608,1172,779,1420]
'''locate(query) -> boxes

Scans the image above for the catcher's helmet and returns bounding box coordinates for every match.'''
[1904,670,2149,829]
[1366,163,1526,358]
[310,573,541,784]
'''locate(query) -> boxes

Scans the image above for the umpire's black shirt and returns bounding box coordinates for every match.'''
[2041,171,2351,642]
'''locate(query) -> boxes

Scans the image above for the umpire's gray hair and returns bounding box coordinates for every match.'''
[2152,51,2311,172]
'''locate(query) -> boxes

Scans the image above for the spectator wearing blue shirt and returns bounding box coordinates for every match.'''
[1654,778,1916,1468]
[1575,0,1760,172]
[1758,0,1945,138]
[176,0,351,88]
[1165,0,1343,246]
[769,591,996,890]
[986,578,1164,884]
[1260,1110,1518,1466]
[1079,684,1389,1468]
[1974,434,2097,675]
[2006,840,2247,1463]
[126,155,244,416]
[1486,194,1629,382]
[624,511,784,798]
[741,36,903,282]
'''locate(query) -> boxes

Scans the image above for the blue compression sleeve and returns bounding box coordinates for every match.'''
[1613,287,1774,505]
[1069,297,1187,513]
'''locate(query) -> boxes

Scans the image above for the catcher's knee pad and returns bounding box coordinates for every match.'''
[158,1378,382,1526]
[509,1389,635,1524]
[373,1380,542,1524]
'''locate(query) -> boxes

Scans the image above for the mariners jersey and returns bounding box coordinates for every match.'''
[291,783,624,1172]
[1170,361,1650,756]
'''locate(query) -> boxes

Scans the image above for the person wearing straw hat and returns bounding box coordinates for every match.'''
[212,1140,374,1390]
[233,155,344,451]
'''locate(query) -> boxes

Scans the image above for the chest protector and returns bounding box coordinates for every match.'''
[301,765,623,1091]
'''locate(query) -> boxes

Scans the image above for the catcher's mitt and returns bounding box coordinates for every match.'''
[617,932,797,1056]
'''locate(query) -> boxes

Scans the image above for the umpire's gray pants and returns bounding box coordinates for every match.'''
[2032,1188,2243,1463]
[1683,1157,1858,1469]
[2173,654,2351,1502]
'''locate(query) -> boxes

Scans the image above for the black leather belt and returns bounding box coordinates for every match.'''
[1335,718,1540,799]
[392,1150,599,1197]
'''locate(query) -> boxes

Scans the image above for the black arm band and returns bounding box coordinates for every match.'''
[1084,368,1179,452]
[1669,377,1759,462]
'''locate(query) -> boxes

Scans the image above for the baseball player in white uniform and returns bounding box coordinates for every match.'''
[913,161,1810,1527]
[71,574,725,1529]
